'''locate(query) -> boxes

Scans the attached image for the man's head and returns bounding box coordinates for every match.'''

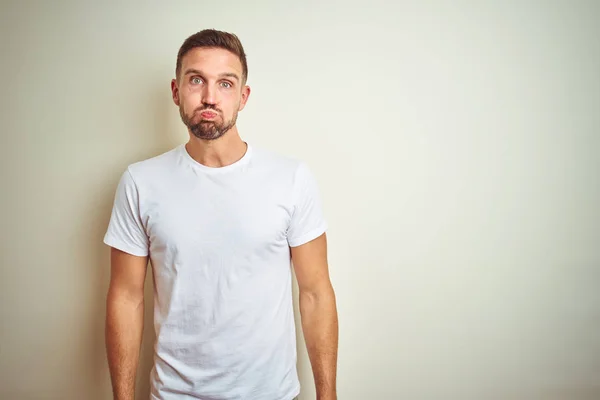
[171,29,250,141]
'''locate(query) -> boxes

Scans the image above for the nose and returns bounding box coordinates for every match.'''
[201,82,217,106]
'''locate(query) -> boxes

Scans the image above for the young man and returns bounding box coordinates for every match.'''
[103,29,338,400]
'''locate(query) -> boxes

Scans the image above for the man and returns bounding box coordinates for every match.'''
[103,29,338,400]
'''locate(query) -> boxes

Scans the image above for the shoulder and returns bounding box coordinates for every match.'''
[250,144,307,179]
[250,146,322,195]
[125,145,182,184]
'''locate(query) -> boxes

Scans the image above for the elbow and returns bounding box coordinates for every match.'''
[106,285,145,311]
[299,281,336,309]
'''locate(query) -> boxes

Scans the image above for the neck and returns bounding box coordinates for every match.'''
[185,127,248,168]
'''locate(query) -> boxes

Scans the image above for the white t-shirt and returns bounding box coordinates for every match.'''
[103,142,327,400]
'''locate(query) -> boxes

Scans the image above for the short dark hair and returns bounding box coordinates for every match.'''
[176,29,248,83]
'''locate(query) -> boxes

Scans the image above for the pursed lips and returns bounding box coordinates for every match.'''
[198,110,218,119]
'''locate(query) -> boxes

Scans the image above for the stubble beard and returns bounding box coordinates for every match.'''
[180,105,238,141]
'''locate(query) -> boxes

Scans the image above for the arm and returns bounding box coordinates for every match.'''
[105,247,149,400]
[291,233,338,400]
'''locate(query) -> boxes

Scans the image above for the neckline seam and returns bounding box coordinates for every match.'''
[179,142,252,174]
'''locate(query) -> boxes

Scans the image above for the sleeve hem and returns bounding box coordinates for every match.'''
[103,235,149,257]
[288,222,328,247]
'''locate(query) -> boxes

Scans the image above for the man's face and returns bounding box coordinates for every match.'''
[171,47,250,141]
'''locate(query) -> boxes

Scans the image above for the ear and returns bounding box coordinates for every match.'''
[171,78,180,106]
[238,85,251,111]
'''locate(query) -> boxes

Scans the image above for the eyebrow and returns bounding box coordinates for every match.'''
[184,69,240,82]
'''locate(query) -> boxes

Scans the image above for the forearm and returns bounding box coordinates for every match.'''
[105,291,144,400]
[299,285,339,400]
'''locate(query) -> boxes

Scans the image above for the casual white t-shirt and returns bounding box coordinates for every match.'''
[103,142,327,400]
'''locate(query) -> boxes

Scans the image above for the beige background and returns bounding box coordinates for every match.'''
[1,1,599,399]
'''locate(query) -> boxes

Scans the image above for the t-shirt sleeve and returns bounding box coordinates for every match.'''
[287,162,328,247]
[103,168,150,257]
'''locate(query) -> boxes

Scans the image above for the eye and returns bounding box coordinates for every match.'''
[220,81,232,88]
[191,77,203,84]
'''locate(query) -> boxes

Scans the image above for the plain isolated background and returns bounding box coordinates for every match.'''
[1,1,599,399]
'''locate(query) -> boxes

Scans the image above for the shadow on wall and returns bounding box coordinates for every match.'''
[90,80,181,400]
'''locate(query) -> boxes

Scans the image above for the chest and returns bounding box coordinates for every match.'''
[141,176,293,261]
